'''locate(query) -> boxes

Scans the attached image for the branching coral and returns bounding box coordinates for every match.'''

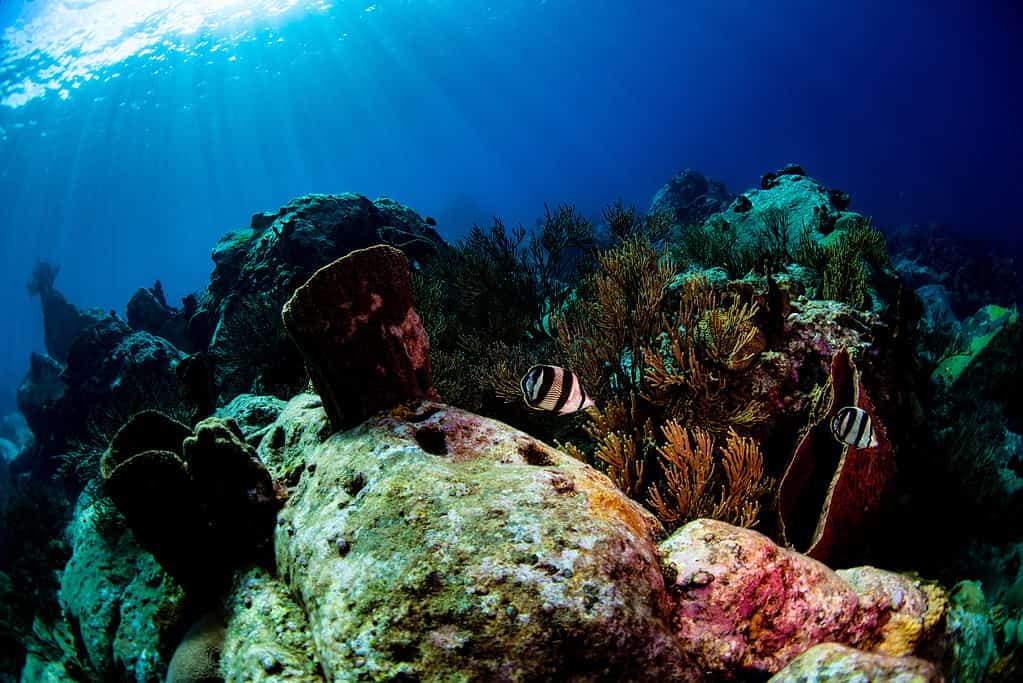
[643,274,766,432]
[553,243,771,529]
[429,219,541,343]
[527,204,595,306]
[758,207,792,262]
[795,217,890,309]
[645,423,771,531]
[556,235,676,399]
[603,200,673,245]
[673,216,759,277]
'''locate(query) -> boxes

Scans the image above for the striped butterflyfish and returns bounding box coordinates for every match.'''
[520,364,594,415]
[829,406,879,449]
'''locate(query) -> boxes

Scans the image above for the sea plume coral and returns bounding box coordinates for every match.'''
[646,423,772,531]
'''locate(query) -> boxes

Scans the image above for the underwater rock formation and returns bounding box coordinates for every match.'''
[282,245,436,431]
[768,643,941,682]
[660,518,947,678]
[198,193,444,401]
[273,399,692,681]
[125,281,196,353]
[932,303,1020,391]
[221,567,322,682]
[26,261,108,364]
[711,166,861,254]
[255,393,332,482]
[17,316,190,464]
[777,348,896,564]
[15,352,64,453]
[59,493,186,681]
[648,169,733,226]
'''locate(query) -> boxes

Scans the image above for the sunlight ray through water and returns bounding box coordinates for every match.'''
[0,0,331,107]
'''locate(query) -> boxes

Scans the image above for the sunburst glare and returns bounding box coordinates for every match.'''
[0,0,329,107]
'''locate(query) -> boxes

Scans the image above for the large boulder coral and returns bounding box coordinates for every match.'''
[659,518,947,678]
[220,567,323,682]
[273,400,693,681]
[198,193,444,401]
[255,393,332,482]
[702,165,861,255]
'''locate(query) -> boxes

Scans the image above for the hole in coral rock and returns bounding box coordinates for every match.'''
[519,440,556,466]
[344,472,366,496]
[414,426,448,456]
[268,426,285,451]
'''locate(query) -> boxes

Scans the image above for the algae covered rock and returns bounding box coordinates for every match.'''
[214,394,287,447]
[932,303,1020,390]
[221,567,323,682]
[943,580,998,683]
[768,642,941,682]
[659,518,946,677]
[255,393,331,482]
[59,492,186,681]
[274,401,692,681]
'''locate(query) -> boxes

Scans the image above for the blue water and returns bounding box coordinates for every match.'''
[0,0,1020,413]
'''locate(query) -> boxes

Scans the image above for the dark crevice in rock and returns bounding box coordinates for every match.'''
[414,426,448,456]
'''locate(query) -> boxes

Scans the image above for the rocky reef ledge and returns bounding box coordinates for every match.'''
[10,180,1014,681]
[229,393,943,681]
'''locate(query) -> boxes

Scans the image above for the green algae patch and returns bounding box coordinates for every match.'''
[932,305,1020,388]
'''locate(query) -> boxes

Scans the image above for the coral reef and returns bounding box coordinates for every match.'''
[5,170,1017,680]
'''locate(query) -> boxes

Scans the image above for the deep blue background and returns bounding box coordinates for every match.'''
[1,0,1021,414]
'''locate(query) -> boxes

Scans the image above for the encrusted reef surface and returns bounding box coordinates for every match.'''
[275,399,691,681]
[3,171,1019,682]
